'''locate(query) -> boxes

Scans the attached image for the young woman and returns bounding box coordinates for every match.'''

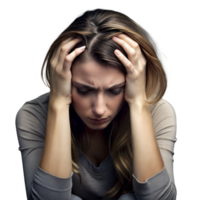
[15,9,177,200]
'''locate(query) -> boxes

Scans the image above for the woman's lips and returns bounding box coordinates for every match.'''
[89,118,108,124]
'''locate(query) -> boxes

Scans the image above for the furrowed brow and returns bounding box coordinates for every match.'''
[72,81,125,90]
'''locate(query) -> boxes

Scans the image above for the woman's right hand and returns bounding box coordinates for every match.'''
[49,36,85,108]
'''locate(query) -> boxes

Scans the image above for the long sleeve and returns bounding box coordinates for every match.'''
[131,99,177,200]
[15,99,73,200]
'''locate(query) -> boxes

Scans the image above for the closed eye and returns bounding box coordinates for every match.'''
[76,86,124,96]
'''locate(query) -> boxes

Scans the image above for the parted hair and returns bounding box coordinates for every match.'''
[41,8,167,200]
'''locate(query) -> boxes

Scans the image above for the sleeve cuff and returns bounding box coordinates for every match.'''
[132,165,170,195]
[33,166,73,192]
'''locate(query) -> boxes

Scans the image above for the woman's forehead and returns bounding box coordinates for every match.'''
[72,59,122,75]
[74,63,123,77]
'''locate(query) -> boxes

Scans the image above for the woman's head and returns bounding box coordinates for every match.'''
[41,8,167,199]
[42,8,166,105]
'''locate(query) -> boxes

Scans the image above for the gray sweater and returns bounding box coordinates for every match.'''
[15,92,177,200]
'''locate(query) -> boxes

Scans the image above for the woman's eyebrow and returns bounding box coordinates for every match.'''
[72,81,125,90]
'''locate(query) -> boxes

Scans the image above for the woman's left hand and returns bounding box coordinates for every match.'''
[112,34,147,107]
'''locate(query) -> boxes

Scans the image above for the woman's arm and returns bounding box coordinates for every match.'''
[39,96,72,178]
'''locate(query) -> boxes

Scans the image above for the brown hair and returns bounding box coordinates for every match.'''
[41,8,167,200]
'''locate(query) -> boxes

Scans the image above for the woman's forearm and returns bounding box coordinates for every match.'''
[129,103,164,183]
[39,97,72,178]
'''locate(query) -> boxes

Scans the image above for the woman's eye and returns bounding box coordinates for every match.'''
[76,88,123,96]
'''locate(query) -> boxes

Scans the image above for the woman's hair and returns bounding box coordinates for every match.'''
[41,8,167,200]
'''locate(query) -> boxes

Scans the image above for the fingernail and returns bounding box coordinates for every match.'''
[113,37,118,41]
[79,46,86,51]
[115,49,121,55]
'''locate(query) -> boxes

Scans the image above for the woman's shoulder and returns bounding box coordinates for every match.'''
[15,92,51,140]
[17,92,49,111]
[15,92,50,131]
[150,98,176,116]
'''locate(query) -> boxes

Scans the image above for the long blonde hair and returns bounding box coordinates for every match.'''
[41,8,167,200]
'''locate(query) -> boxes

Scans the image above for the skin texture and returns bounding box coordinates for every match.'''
[71,58,126,156]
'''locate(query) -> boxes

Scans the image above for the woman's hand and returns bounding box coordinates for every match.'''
[49,37,86,107]
[112,34,147,107]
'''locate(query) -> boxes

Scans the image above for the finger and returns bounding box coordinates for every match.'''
[113,37,137,61]
[113,34,141,65]
[63,46,86,72]
[117,34,147,68]
[50,36,74,68]
[114,49,134,74]
[116,34,141,55]
[56,37,82,72]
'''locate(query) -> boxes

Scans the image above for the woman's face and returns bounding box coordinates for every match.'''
[71,59,126,135]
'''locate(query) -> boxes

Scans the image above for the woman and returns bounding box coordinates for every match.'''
[15,9,177,200]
